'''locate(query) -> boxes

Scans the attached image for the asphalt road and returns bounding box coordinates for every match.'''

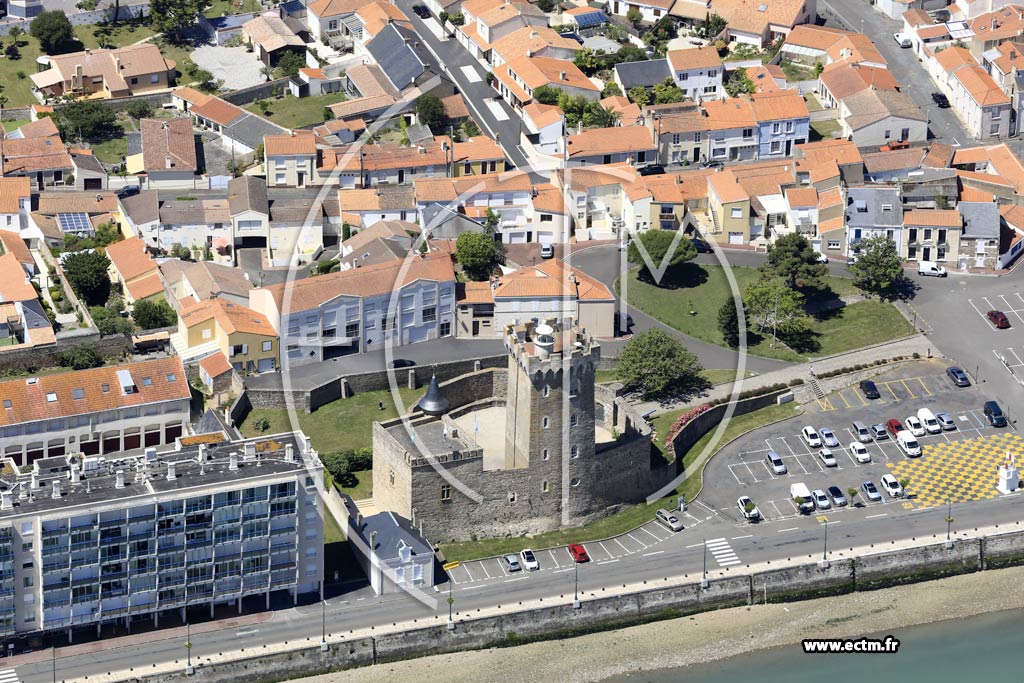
[818,0,972,145]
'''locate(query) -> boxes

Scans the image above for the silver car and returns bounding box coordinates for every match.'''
[819,427,840,448]
[503,554,521,572]
[656,508,684,532]
[936,412,957,430]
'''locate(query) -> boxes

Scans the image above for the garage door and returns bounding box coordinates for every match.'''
[728,232,744,245]
[537,231,554,244]
[83,178,103,190]
[258,358,275,373]
[507,231,527,244]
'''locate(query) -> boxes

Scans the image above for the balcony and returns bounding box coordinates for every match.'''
[42,527,68,539]
[270,560,295,571]
[129,512,156,523]
[270,525,295,536]
[71,575,98,587]
[129,531,155,542]
[99,518,126,529]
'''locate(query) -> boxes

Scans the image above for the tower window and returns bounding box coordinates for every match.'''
[543,385,550,397]
[542,448,549,460]
[542,480,550,493]
[570,445,578,458]
[508,492,516,503]
[542,416,550,428]
[441,485,451,501]
[570,413,578,427]
[570,477,581,487]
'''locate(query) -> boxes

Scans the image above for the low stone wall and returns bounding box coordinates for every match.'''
[981,529,1024,569]
[222,79,294,106]
[120,528,1024,683]
[0,334,130,376]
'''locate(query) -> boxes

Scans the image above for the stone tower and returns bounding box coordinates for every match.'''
[503,320,599,472]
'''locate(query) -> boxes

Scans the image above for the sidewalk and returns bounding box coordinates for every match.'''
[631,333,935,417]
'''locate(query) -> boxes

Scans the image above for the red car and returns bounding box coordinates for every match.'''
[568,543,589,563]
[885,418,903,438]
[988,310,1011,329]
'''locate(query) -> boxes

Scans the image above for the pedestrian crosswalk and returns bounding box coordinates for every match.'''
[0,667,19,683]
[706,538,740,567]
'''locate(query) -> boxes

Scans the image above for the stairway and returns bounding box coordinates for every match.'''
[809,377,825,400]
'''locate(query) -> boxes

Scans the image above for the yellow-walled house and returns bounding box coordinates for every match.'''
[707,171,753,245]
[178,298,279,374]
[104,236,164,306]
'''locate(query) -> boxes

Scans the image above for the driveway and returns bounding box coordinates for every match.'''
[819,0,972,145]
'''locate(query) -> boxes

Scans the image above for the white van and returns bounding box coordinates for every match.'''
[790,483,815,513]
[918,261,947,277]
[896,430,922,457]
[917,408,941,434]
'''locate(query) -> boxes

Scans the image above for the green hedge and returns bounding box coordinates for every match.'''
[320,448,373,488]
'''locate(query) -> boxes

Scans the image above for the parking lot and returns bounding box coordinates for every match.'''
[968,292,1024,328]
[445,503,730,588]
[701,361,1016,525]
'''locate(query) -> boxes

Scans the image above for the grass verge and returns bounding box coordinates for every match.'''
[246,92,348,128]
[438,402,800,563]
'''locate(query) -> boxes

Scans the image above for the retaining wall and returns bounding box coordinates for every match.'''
[855,538,982,590]
[667,389,789,468]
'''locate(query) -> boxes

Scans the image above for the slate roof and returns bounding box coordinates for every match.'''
[959,200,1001,240]
[614,58,671,90]
[366,23,425,91]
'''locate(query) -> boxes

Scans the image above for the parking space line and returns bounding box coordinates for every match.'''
[913,377,931,396]
[768,500,784,519]
[480,563,491,580]
[835,390,852,409]
[598,541,613,560]
[547,549,560,569]
[743,459,760,483]
[496,559,508,577]
[882,381,900,400]
[999,296,1024,325]
[728,464,745,486]
[967,297,989,321]
[612,537,630,554]
[778,437,810,475]
[1014,293,1024,308]
[901,379,917,400]
[640,526,662,542]
[851,388,869,407]
[627,532,648,550]
[462,564,476,582]
[817,397,835,411]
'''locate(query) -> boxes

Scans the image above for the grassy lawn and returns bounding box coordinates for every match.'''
[337,468,372,500]
[617,264,911,362]
[246,92,348,129]
[239,386,424,453]
[89,121,130,165]
[1,120,29,132]
[781,61,817,82]
[811,119,843,141]
[439,402,800,562]
[323,506,346,544]
[803,93,823,112]
[77,20,155,50]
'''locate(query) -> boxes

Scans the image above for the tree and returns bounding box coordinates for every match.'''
[535,0,554,10]
[455,232,497,281]
[414,93,446,133]
[150,0,207,43]
[132,299,177,330]
[57,343,103,370]
[718,296,740,348]
[602,81,623,98]
[628,86,650,106]
[63,250,111,307]
[532,85,561,105]
[725,69,755,97]
[743,277,808,337]
[627,230,697,281]
[8,27,25,46]
[125,99,154,119]
[30,11,76,54]
[583,105,619,128]
[4,44,19,60]
[616,45,646,63]
[626,6,643,25]
[170,243,191,261]
[460,119,482,139]
[700,12,727,39]
[653,78,685,104]
[616,329,704,400]
[90,306,134,336]
[574,48,599,76]
[849,234,906,299]
[55,100,118,141]
[274,50,306,78]
[761,233,827,291]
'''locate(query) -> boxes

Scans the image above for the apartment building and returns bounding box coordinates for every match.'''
[248,251,456,365]
[927,46,1012,139]
[0,357,191,466]
[0,432,323,636]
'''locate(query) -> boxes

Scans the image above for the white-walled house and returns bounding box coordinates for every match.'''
[607,0,674,23]
[667,46,724,100]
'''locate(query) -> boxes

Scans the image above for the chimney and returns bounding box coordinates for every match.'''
[114,56,121,71]
[51,481,61,499]
[229,452,239,471]
[165,153,173,169]
[285,444,294,462]
[369,530,377,550]
[30,473,38,490]
[526,49,534,58]
[70,464,80,484]
[560,70,567,81]
[244,442,256,458]
[166,462,176,481]
[198,443,207,463]
[0,491,11,511]
[115,470,125,489]
[530,30,538,39]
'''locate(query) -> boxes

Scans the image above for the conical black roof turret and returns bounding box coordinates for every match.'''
[417,374,450,416]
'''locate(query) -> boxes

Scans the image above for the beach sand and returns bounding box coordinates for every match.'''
[297,565,1024,683]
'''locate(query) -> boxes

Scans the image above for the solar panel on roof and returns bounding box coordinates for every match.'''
[574,10,607,27]
[57,213,92,233]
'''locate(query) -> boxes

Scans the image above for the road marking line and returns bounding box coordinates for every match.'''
[865,513,889,519]
[685,543,704,549]
[236,629,259,636]
[597,559,620,565]
[485,99,509,121]
[459,65,482,83]
[553,567,573,574]
[836,390,852,409]
[642,550,664,557]
[731,534,753,540]
[504,576,527,583]
[777,527,799,533]
[901,379,917,399]
[461,584,487,591]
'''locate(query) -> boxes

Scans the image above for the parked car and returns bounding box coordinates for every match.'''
[918,408,941,434]
[936,412,957,430]
[568,543,589,562]
[655,508,684,532]
[818,448,838,467]
[116,185,140,199]
[880,473,904,498]
[870,423,888,440]
[819,427,839,448]
[893,32,912,47]
[885,418,904,438]
[638,164,665,176]
[540,243,554,259]
[503,554,521,572]
[851,421,871,443]
[904,415,926,437]
[849,441,871,463]
[814,252,829,264]
[801,426,822,448]
[827,485,847,507]
[812,489,831,510]
[984,400,1008,427]
[737,496,761,521]
[946,366,971,387]
[766,451,787,475]
[520,549,539,571]
[861,480,882,502]
[988,310,1011,329]
[931,92,951,108]
[918,260,947,277]
[896,430,922,457]
[691,238,712,253]
[860,380,881,399]
[412,4,430,17]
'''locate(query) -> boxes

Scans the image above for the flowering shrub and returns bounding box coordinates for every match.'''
[664,404,712,456]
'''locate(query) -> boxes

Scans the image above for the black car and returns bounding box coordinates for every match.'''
[691,237,712,253]
[931,92,950,108]
[638,164,665,176]
[946,366,970,387]
[412,4,430,17]
[984,400,1008,428]
[116,185,140,199]
[860,380,881,399]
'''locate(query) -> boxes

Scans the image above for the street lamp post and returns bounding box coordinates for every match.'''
[185,620,193,675]
[51,645,56,683]
[446,580,455,630]
[820,518,830,568]
[946,499,954,549]
[572,561,581,609]
[700,538,708,589]
[320,599,328,652]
